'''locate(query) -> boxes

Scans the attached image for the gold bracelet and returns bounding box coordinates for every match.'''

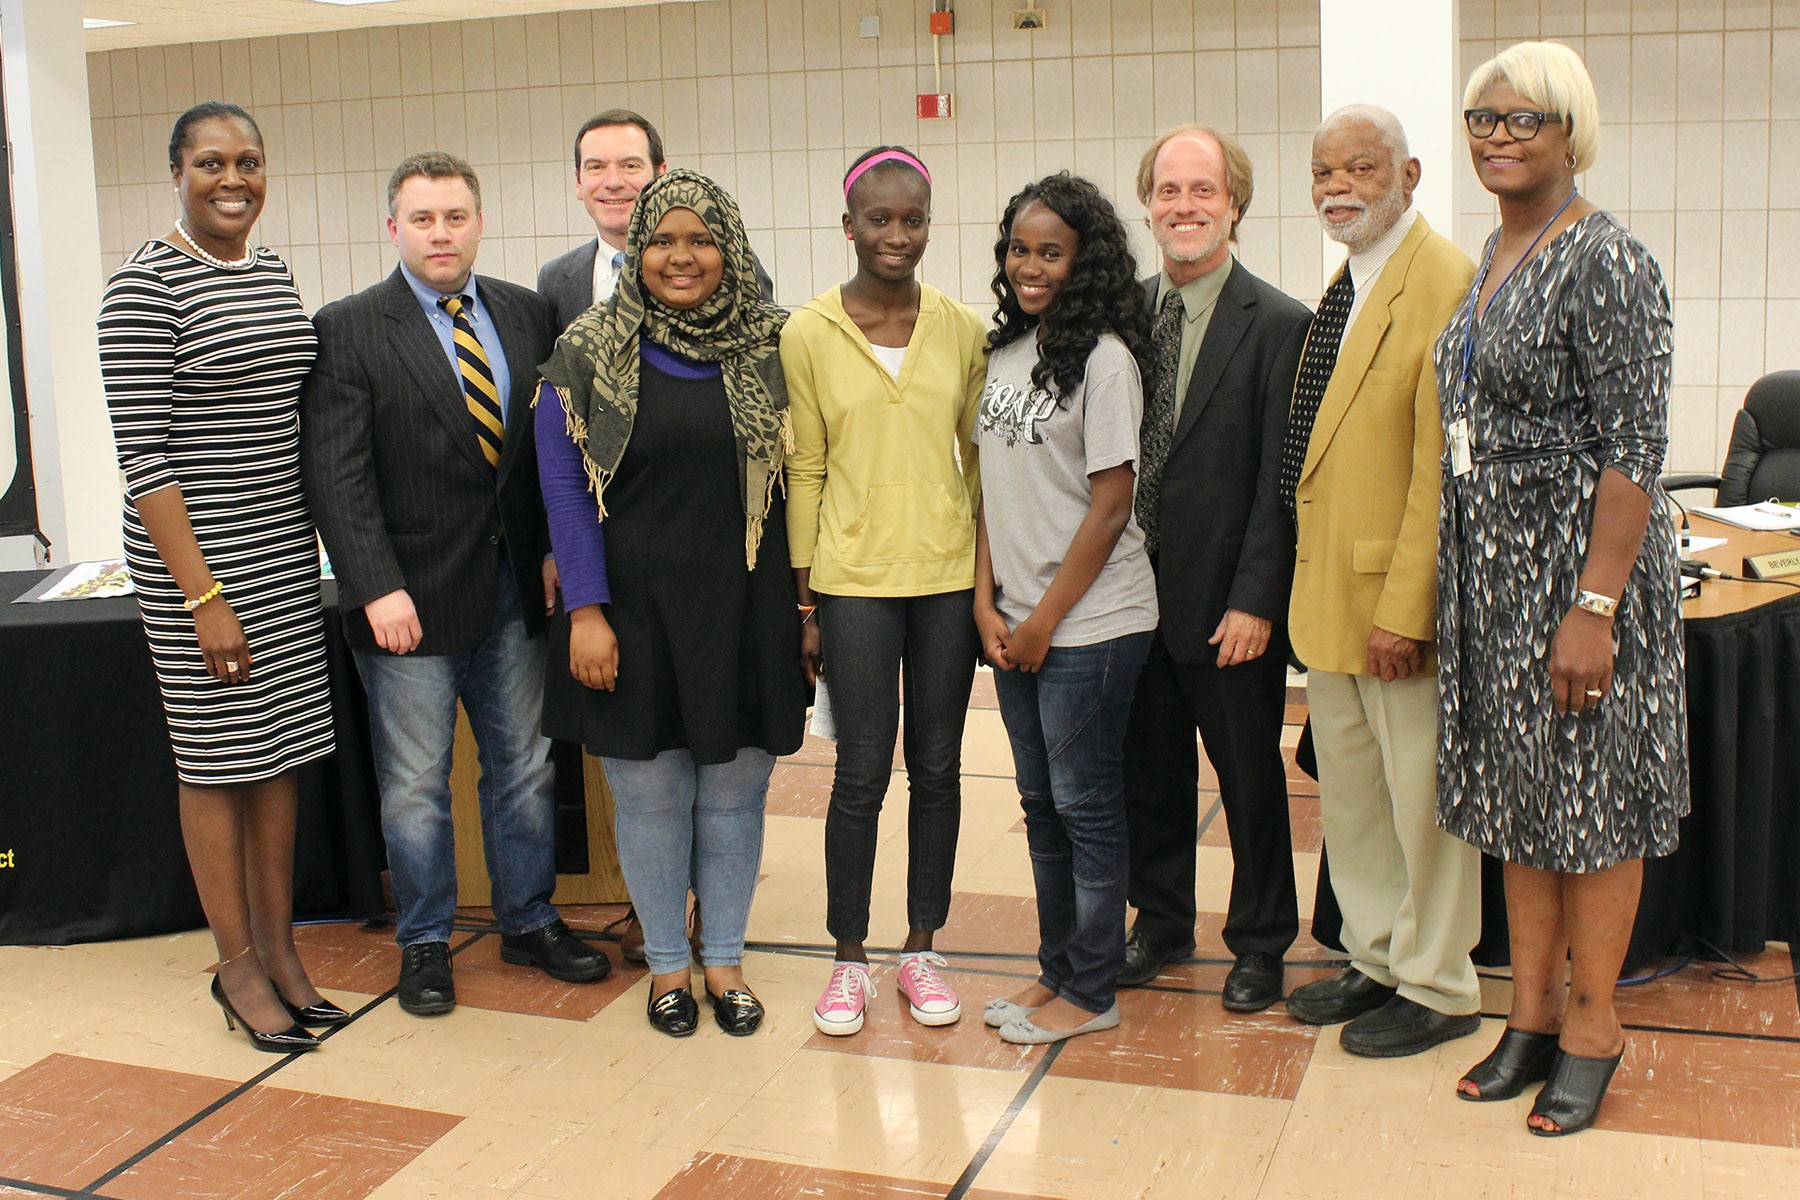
[184,581,224,611]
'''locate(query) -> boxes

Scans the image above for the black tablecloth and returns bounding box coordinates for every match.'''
[1304,588,1800,967]
[0,570,386,945]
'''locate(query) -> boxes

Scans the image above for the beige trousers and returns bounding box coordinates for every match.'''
[1308,670,1481,1015]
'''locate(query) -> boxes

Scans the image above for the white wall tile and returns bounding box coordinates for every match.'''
[1767,211,1800,296]
[1236,0,1280,49]
[336,32,370,103]
[1667,385,1720,471]
[1072,0,1115,55]
[1726,0,1773,27]
[1675,32,1724,120]
[1718,297,1767,386]
[1152,53,1196,135]
[1674,122,1722,210]
[1628,34,1678,122]
[1236,49,1280,134]
[1678,0,1727,29]
[1721,30,1771,119]
[365,27,402,99]
[1195,50,1238,131]
[1673,298,1721,384]
[1719,210,1767,299]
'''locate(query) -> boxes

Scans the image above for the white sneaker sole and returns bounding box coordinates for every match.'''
[813,1009,864,1036]
[908,1001,962,1026]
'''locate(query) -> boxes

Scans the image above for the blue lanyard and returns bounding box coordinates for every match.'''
[1452,189,1580,423]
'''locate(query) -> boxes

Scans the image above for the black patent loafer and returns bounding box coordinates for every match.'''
[1458,1027,1560,1101]
[707,988,765,1036]
[1222,953,1284,1013]
[1340,995,1480,1058]
[500,918,611,983]
[1117,927,1197,988]
[397,941,456,1016]
[647,986,699,1037]
[1285,967,1396,1025]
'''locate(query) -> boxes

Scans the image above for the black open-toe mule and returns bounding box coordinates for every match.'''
[1457,1027,1559,1101]
[1527,1045,1624,1136]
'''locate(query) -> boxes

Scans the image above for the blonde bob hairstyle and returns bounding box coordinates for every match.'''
[1134,124,1255,240]
[1462,41,1600,173]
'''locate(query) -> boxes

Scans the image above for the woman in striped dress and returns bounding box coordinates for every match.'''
[98,102,338,1053]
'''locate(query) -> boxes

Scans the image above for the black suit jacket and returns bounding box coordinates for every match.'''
[301,267,559,656]
[1144,260,1311,665]
[536,236,778,332]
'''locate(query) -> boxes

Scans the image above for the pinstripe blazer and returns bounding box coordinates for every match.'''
[301,266,559,656]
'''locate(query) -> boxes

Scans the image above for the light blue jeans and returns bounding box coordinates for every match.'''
[601,748,774,975]
[354,566,558,947]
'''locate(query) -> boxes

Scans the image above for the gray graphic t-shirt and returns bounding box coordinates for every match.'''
[975,332,1159,646]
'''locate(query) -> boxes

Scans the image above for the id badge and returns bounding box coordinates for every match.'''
[1449,418,1473,477]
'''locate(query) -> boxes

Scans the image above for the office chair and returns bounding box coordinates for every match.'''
[1717,370,1800,505]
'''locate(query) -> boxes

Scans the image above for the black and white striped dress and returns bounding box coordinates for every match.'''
[98,240,333,785]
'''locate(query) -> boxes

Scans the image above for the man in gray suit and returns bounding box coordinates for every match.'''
[303,151,609,1017]
[538,109,773,330]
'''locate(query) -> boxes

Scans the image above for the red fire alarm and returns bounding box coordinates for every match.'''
[916,93,954,119]
[929,11,954,34]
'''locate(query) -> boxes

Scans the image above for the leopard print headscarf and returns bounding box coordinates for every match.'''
[538,168,789,567]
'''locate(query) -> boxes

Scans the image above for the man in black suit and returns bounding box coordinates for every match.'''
[537,108,774,331]
[1118,125,1311,1012]
[302,151,608,1016]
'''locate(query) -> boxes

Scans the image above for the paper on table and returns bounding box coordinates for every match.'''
[12,560,134,602]
[1692,502,1800,531]
[1683,535,1727,553]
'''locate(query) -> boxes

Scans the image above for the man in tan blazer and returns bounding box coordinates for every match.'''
[1281,106,1483,1058]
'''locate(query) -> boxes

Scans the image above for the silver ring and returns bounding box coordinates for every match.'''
[225,660,240,671]
[1584,687,1603,698]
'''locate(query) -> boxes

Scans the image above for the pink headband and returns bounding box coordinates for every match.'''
[843,150,931,197]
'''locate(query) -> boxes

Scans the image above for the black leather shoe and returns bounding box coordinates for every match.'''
[397,941,456,1016]
[1117,927,1197,988]
[707,988,765,1036]
[211,977,320,1053]
[1284,967,1396,1025]
[647,986,699,1037]
[280,995,352,1028]
[500,919,611,983]
[1459,1027,1559,1101]
[1340,995,1480,1058]
[1222,953,1284,1012]
[1527,1045,1624,1136]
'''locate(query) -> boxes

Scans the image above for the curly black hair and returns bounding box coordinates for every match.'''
[986,172,1151,402]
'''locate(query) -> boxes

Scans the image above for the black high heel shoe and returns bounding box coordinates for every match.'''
[647,987,699,1038]
[280,995,352,1028]
[707,987,764,1036]
[1528,1045,1625,1136]
[1457,1027,1559,1101]
[211,977,320,1054]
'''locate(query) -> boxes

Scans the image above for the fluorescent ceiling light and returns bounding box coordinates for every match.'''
[308,1,404,7]
[83,17,137,28]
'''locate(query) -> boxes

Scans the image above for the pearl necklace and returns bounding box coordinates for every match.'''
[174,218,256,271]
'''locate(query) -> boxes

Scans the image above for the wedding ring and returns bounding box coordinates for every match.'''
[1584,687,1604,698]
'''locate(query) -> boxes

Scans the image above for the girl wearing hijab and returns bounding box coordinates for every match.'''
[535,169,807,1038]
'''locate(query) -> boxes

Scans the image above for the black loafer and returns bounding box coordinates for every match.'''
[1340,995,1480,1058]
[500,918,611,983]
[707,988,765,1036]
[647,987,699,1037]
[1285,967,1396,1025]
[1222,953,1284,1013]
[397,941,455,1016]
[1459,1027,1560,1101]
[1117,927,1197,988]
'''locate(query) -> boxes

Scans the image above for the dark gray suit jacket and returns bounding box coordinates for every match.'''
[301,267,559,656]
[536,236,778,332]
[1141,260,1311,665]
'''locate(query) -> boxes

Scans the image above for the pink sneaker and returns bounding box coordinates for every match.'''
[897,951,962,1026]
[813,962,874,1036]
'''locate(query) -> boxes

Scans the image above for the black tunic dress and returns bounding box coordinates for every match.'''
[543,355,806,763]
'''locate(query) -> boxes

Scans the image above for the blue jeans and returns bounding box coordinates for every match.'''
[818,591,979,943]
[992,632,1151,1014]
[601,748,773,975]
[354,565,557,947]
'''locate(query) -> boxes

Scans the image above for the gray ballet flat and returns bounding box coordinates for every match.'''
[984,997,1044,1028]
[999,1003,1121,1044]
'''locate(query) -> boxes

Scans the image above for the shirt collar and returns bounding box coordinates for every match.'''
[399,260,481,314]
[1342,206,1418,290]
[1156,254,1234,321]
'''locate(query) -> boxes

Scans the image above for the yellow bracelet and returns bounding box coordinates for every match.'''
[184,581,224,611]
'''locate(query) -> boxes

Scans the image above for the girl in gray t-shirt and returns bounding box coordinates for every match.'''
[972,172,1159,1046]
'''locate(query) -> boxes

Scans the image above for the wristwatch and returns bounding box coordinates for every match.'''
[1574,589,1618,617]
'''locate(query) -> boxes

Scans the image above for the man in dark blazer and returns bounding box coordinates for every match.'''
[303,151,608,1017]
[1118,125,1311,1012]
[538,108,774,332]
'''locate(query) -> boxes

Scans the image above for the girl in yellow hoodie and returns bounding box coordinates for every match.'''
[782,146,988,1038]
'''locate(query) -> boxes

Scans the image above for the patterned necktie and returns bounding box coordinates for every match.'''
[439,294,503,468]
[1281,267,1355,521]
[1135,288,1186,554]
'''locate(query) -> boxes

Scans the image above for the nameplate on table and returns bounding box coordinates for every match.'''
[1742,549,1800,580]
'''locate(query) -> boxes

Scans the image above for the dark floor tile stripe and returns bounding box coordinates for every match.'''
[74,931,484,1194]
[943,1041,1067,1200]
[1194,795,1224,844]
[0,1175,85,1199]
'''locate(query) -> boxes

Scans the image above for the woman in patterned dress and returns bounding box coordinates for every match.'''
[1434,44,1688,1135]
[98,103,339,1053]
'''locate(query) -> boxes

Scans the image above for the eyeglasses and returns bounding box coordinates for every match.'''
[1464,109,1564,140]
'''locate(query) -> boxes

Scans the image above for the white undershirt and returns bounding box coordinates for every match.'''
[1341,207,1419,332]
[869,343,907,379]
[590,241,626,304]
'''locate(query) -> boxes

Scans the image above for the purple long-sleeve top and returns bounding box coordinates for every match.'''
[535,343,724,612]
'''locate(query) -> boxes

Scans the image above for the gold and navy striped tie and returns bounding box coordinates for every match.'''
[439,294,503,468]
